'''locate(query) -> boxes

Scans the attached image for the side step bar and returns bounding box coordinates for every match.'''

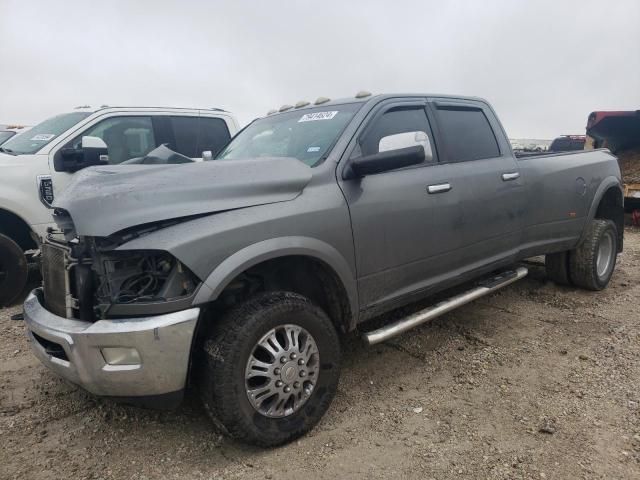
[362,267,528,345]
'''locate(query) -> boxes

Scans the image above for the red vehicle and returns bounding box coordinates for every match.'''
[586,110,640,209]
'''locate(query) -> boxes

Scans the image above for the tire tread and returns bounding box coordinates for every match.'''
[199,291,340,447]
[569,219,616,291]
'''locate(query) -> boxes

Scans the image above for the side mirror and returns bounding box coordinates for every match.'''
[379,131,433,161]
[57,136,109,172]
[349,145,426,177]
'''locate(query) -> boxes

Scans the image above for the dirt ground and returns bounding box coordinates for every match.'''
[1,229,639,480]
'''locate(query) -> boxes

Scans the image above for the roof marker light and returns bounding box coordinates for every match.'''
[314,97,330,105]
[279,104,293,112]
[295,101,310,108]
[266,109,277,115]
[355,90,372,98]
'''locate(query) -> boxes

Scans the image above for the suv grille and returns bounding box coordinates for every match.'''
[41,243,68,318]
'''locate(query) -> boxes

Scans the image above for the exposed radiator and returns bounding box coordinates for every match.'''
[41,243,68,318]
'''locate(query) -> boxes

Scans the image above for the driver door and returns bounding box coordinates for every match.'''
[338,100,464,312]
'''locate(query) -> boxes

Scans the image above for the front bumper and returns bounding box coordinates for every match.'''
[24,289,199,401]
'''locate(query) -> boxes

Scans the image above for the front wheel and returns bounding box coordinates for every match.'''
[569,219,618,291]
[0,234,28,307]
[199,292,341,447]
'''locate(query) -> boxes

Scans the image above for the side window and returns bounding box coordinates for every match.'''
[198,117,231,156]
[435,107,500,162]
[357,106,434,161]
[168,116,231,158]
[169,116,199,158]
[73,116,156,164]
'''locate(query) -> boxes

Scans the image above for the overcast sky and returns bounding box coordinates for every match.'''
[1,0,638,138]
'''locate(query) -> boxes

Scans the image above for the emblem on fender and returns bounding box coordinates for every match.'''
[37,175,54,208]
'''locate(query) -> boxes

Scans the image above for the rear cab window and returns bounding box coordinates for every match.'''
[433,105,500,162]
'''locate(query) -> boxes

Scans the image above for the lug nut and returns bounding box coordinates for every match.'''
[298,359,305,365]
[293,382,300,388]
[290,353,297,360]
[280,357,287,364]
[284,386,291,393]
[274,368,281,375]
[299,371,306,377]
[276,380,283,387]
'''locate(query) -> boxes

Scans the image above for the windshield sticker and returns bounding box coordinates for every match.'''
[31,134,56,141]
[298,111,338,122]
[307,146,321,153]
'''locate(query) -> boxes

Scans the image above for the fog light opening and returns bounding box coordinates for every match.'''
[101,347,141,366]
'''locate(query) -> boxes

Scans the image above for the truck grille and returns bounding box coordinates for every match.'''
[41,243,68,318]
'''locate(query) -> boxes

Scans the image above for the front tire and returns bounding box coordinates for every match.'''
[0,234,28,307]
[199,291,341,447]
[569,219,618,291]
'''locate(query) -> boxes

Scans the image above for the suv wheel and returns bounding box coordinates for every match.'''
[569,219,618,291]
[199,291,341,446]
[0,234,28,307]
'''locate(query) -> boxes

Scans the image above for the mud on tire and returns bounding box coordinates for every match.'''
[198,291,341,447]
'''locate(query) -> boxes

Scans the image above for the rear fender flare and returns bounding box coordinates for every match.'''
[578,176,623,245]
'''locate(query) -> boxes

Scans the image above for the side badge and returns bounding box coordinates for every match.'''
[37,175,54,208]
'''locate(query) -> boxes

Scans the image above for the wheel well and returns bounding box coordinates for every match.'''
[204,256,353,335]
[595,187,624,252]
[0,209,37,251]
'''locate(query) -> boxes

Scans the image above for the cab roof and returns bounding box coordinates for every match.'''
[71,105,230,114]
[264,93,487,117]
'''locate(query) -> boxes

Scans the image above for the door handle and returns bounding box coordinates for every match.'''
[427,183,451,194]
[501,172,520,181]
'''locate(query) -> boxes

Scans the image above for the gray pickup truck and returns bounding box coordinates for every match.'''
[24,93,624,446]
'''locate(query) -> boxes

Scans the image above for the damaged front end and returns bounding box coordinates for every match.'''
[43,210,200,322]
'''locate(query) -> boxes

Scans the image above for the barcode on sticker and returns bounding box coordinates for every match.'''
[298,111,338,122]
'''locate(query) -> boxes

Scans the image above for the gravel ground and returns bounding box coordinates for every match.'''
[1,228,639,480]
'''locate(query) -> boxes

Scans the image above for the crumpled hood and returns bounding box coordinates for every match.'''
[54,157,312,237]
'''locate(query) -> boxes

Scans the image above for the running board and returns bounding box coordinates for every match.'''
[362,267,528,345]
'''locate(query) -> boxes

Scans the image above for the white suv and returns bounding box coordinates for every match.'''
[0,106,239,305]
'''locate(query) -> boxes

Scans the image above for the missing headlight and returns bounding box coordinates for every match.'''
[93,251,198,318]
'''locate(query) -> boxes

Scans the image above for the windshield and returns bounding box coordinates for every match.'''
[1,112,91,154]
[216,103,361,166]
[0,131,16,145]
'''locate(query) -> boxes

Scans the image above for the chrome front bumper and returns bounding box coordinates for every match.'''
[24,289,199,399]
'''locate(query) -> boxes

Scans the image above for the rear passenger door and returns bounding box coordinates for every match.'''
[427,99,525,272]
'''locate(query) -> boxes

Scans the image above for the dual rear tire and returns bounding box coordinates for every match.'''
[545,219,618,290]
